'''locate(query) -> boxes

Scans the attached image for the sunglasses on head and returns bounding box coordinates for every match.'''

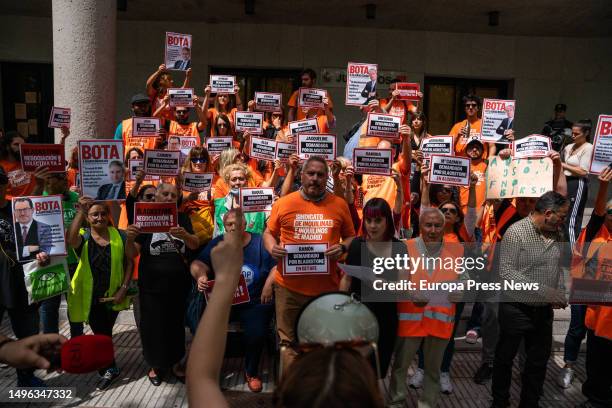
[190,157,207,163]
[441,207,458,215]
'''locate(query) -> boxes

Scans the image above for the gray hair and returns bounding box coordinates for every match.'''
[419,207,445,224]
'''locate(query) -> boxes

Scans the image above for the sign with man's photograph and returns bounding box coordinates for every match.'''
[346,62,378,106]
[165,32,192,71]
[481,99,516,144]
[78,140,125,201]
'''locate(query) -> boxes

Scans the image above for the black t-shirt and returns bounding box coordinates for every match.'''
[0,202,29,309]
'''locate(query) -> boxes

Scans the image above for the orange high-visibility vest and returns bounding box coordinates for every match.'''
[122,118,158,153]
[572,224,612,340]
[169,121,200,137]
[397,238,464,339]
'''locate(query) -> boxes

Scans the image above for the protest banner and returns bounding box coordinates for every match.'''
[346,62,378,106]
[298,88,327,110]
[12,195,66,262]
[366,113,401,139]
[283,243,329,275]
[249,136,276,161]
[134,202,178,233]
[144,149,181,176]
[78,140,125,201]
[353,148,392,176]
[394,83,421,101]
[235,111,263,134]
[421,136,454,158]
[164,32,192,71]
[131,117,161,137]
[177,135,199,158]
[209,75,236,94]
[127,159,160,182]
[481,98,516,143]
[239,187,274,213]
[204,275,250,305]
[182,172,214,193]
[486,156,553,199]
[429,155,470,186]
[512,135,551,159]
[276,141,297,161]
[297,134,336,161]
[168,88,194,107]
[254,92,282,112]
[20,144,65,172]
[206,137,233,157]
[48,107,71,129]
[589,114,612,174]
[288,118,319,137]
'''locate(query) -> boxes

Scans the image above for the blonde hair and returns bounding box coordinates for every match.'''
[222,162,252,184]
[218,148,241,173]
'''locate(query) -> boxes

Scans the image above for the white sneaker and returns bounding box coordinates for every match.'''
[558,366,574,389]
[440,372,453,394]
[409,368,424,389]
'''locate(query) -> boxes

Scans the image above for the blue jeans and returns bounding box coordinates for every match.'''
[0,303,40,383]
[230,303,274,377]
[40,294,84,337]
[563,304,587,363]
[418,302,465,373]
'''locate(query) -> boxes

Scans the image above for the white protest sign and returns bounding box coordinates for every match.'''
[235,111,263,134]
[283,243,329,275]
[206,137,233,157]
[210,75,236,94]
[182,172,214,193]
[127,159,160,182]
[78,140,125,201]
[481,98,516,144]
[177,136,199,157]
[428,155,470,186]
[421,136,454,158]
[254,92,282,112]
[250,136,276,161]
[276,141,297,162]
[132,117,160,137]
[366,113,401,139]
[289,118,319,137]
[346,62,378,106]
[589,114,612,174]
[48,107,71,129]
[144,149,181,176]
[353,148,392,176]
[165,32,192,71]
[239,187,274,213]
[297,134,336,161]
[168,88,194,107]
[512,135,551,159]
[298,88,327,109]
[486,156,553,199]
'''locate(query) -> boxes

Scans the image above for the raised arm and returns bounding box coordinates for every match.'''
[146,64,166,98]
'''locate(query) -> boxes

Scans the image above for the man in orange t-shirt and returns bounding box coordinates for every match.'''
[287,68,334,122]
[263,156,355,371]
[459,138,488,213]
[449,94,496,159]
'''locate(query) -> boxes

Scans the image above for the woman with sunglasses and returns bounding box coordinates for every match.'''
[339,198,408,379]
[205,84,242,136]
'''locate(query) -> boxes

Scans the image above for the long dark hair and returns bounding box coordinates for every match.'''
[573,119,592,142]
[361,198,395,241]
[411,111,428,138]
[438,199,464,240]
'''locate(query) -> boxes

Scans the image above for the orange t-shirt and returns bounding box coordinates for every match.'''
[122,118,158,153]
[207,107,237,136]
[449,119,488,158]
[380,99,416,124]
[459,160,488,213]
[67,168,79,188]
[288,90,334,121]
[0,160,36,199]
[169,121,200,137]
[268,191,355,296]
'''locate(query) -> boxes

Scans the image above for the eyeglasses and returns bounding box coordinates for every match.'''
[191,157,207,164]
[440,207,458,215]
[465,103,478,108]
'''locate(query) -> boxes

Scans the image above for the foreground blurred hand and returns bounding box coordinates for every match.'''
[0,333,67,370]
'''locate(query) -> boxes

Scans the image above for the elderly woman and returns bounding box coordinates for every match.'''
[125,183,200,386]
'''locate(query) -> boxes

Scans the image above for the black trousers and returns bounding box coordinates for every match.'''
[492,303,553,408]
[582,329,612,407]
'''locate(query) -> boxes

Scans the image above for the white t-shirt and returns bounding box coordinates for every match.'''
[563,142,593,177]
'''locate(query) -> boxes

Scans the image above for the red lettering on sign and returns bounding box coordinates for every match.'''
[35,201,60,212]
[484,100,506,110]
[348,65,370,74]
[167,35,188,47]
[81,145,120,160]
[600,120,612,135]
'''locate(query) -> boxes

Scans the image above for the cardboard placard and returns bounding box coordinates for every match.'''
[486,156,553,199]
[428,155,470,186]
[353,148,392,176]
[346,62,378,106]
[276,141,297,161]
[168,88,194,107]
[48,107,71,128]
[298,87,326,109]
[366,113,401,139]
[209,75,236,94]
[127,159,160,182]
[235,111,263,134]
[239,187,274,213]
[297,134,336,161]
[133,202,178,233]
[165,32,192,71]
[283,243,329,275]
[206,137,233,157]
[254,92,282,112]
[420,136,454,158]
[512,135,551,159]
[144,149,181,176]
[78,140,125,201]
[394,83,421,101]
[288,118,319,137]
[481,98,516,144]
[182,172,214,193]
[132,117,161,137]
[12,195,67,262]
[589,114,612,175]
[250,136,276,161]
[20,144,65,172]
[204,275,250,305]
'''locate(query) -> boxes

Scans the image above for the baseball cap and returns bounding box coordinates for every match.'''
[130,94,150,105]
[554,103,567,112]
